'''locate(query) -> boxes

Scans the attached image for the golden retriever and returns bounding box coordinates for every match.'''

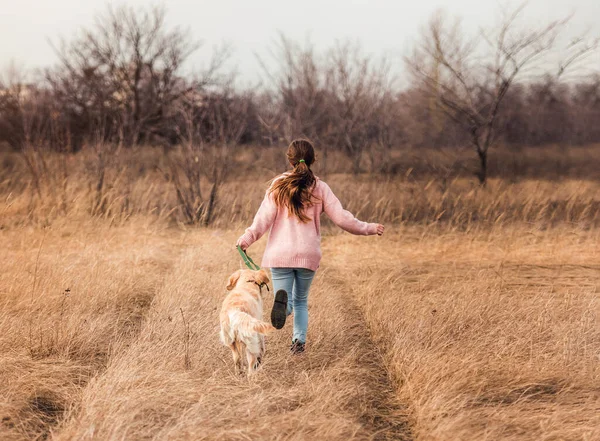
[220,268,274,375]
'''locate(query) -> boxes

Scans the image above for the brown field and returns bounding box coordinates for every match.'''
[1,145,600,229]
[1,146,599,440]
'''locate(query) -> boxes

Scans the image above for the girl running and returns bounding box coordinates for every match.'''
[236,139,384,354]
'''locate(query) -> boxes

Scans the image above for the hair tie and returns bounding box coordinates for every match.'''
[298,159,305,164]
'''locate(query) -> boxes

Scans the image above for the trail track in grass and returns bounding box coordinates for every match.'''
[51,230,412,440]
[0,225,185,440]
[3,224,598,440]
[323,227,600,440]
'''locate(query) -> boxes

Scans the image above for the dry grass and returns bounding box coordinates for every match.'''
[0,221,598,440]
[0,224,412,440]
[1,146,599,229]
[328,226,600,440]
[1,148,599,439]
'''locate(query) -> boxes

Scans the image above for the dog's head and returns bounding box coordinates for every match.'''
[226,269,270,292]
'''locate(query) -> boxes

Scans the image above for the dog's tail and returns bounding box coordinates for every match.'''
[230,310,276,336]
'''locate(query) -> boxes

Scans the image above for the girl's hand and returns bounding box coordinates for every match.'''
[236,239,247,251]
[376,224,385,236]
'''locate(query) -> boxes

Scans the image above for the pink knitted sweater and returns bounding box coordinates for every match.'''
[237,175,378,271]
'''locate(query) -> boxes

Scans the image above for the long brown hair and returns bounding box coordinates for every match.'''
[269,139,318,222]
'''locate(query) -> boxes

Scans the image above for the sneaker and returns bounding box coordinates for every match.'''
[271,289,288,329]
[290,339,305,354]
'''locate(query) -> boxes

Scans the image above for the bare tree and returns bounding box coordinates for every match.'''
[257,36,397,173]
[48,4,203,146]
[571,74,600,144]
[256,34,335,171]
[406,5,597,184]
[324,41,394,174]
[0,63,74,216]
[165,82,249,225]
[0,62,39,149]
[258,34,332,143]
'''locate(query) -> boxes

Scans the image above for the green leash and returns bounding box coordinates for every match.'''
[237,245,261,271]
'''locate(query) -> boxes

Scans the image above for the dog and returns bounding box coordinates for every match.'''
[219,268,275,375]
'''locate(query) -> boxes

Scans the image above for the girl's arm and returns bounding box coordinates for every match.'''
[236,190,278,250]
[322,182,379,235]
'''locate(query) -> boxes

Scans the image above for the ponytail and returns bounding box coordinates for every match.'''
[269,139,318,222]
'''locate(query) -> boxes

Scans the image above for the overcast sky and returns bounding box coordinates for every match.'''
[1,0,599,84]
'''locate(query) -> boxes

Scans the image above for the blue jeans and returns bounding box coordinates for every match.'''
[270,268,316,344]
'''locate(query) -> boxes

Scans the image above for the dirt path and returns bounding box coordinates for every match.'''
[49,232,412,441]
[5,227,599,440]
[314,266,413,440]
[0,227,186,441]
[322,232,600,441]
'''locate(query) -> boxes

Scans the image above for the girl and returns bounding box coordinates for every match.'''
[236,139,384,354]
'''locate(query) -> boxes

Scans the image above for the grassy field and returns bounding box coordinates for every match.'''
[1,146,600,229]
[1,145,599,440]
[1,220,598,440]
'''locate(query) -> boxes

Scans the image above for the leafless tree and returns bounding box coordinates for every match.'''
[571,74,600,143]
[0,62,38,149]
[256,34,336,171]
[0,63,73,215]
[325,42,395,173]
[258,36,397,173]
[165,82,249,225]
[44,4,234,219]
[258,34,332,144]
[406,4,597,184]
[48,4,205,146]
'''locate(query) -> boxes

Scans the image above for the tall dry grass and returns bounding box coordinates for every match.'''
[1,225,411,440]
[328,226,600,440]
[1,146,599,229]
[1,145,599,440]
[0,223,179,439]
[1,222,598,440]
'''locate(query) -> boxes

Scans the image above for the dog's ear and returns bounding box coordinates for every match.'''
[226,270,242,291]
[254,269,270,286]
